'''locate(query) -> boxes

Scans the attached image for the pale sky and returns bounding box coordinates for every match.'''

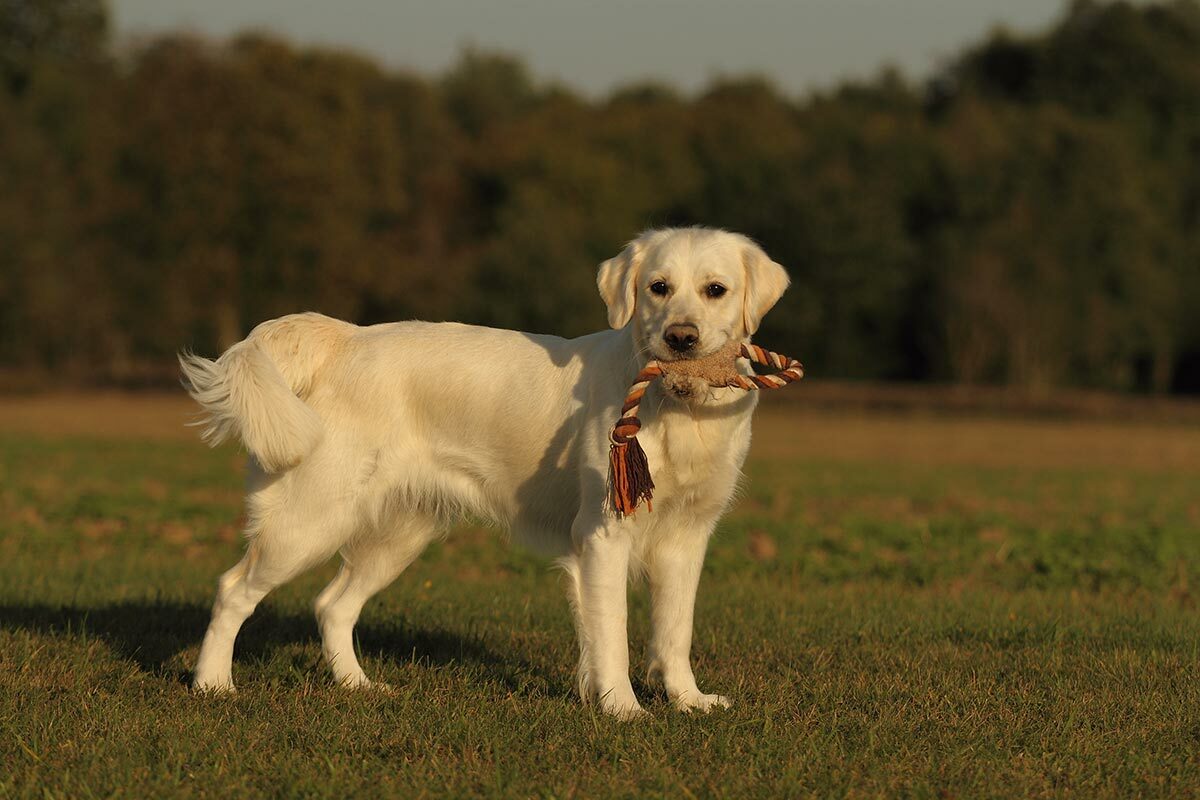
[110,0,1069,96]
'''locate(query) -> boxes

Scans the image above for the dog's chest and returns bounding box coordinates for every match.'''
[643,396,754,505]
[658,419,722,488]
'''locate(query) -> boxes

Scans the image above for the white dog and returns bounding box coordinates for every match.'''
[180,226,789,718]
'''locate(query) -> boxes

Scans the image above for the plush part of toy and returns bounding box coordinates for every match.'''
[607,342,804,517]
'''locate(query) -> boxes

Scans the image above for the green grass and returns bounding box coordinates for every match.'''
[2,414,1199,798]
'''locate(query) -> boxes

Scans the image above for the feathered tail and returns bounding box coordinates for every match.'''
[179,334,324,472]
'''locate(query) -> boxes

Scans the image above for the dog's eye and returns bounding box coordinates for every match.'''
[649,281,670,296]
[705,283,727,299]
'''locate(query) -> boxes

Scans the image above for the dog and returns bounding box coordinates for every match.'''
[179,226,789,718]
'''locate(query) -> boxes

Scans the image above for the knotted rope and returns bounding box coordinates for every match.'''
[607,341,804,517]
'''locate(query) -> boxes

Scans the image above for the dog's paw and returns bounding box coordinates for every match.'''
[358,680,396,695]
[605,701,650,721]
[672,691,732,713]
[336,673,394,693]
[192,676,236,695]
[597,689,649,721]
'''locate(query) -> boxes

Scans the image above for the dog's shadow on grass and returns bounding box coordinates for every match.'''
[0,599,561,697]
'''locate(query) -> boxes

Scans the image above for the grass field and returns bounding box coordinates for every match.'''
[2,394,1199,798]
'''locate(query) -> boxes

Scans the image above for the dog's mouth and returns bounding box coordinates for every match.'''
[640,342,704,397]
[649,337,742,401]
[657,351,700,363]
[646,338,728,365]
[661,372,705,399]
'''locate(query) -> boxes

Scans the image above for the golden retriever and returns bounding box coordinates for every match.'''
[180,226,789,718]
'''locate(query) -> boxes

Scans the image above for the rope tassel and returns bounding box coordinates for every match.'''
[606,342,803,517]
[608,435,654,516]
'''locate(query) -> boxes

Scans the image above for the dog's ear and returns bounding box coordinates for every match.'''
[597,239,644,330]
[741,241,790,336]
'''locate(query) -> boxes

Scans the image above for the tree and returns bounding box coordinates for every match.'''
[0,0,106,95]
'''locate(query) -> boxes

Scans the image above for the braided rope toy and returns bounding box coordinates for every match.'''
[607,341,804,517]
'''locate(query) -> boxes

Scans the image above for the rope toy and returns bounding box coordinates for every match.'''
[607,341,804,517]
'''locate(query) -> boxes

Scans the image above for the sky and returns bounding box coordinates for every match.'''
[109,0,1069,96]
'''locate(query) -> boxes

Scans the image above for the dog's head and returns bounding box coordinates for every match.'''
[597,227,790,364]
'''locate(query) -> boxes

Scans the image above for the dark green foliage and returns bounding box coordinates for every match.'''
[2,0,1199,393]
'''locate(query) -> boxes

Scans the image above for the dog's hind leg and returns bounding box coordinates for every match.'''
[193,521,344,693]
[314,515,439,688]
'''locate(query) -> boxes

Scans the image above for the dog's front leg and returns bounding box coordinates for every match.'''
[571,522,645,719]
[646,525,732,712]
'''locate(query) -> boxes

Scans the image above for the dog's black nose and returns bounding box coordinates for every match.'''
[664,324,700,353]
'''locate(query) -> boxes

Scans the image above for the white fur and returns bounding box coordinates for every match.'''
[181,227,789,718]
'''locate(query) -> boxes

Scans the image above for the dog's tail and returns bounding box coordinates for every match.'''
[178,313,347,472]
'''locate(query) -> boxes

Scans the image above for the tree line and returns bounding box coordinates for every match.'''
[1,0,1198,393]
